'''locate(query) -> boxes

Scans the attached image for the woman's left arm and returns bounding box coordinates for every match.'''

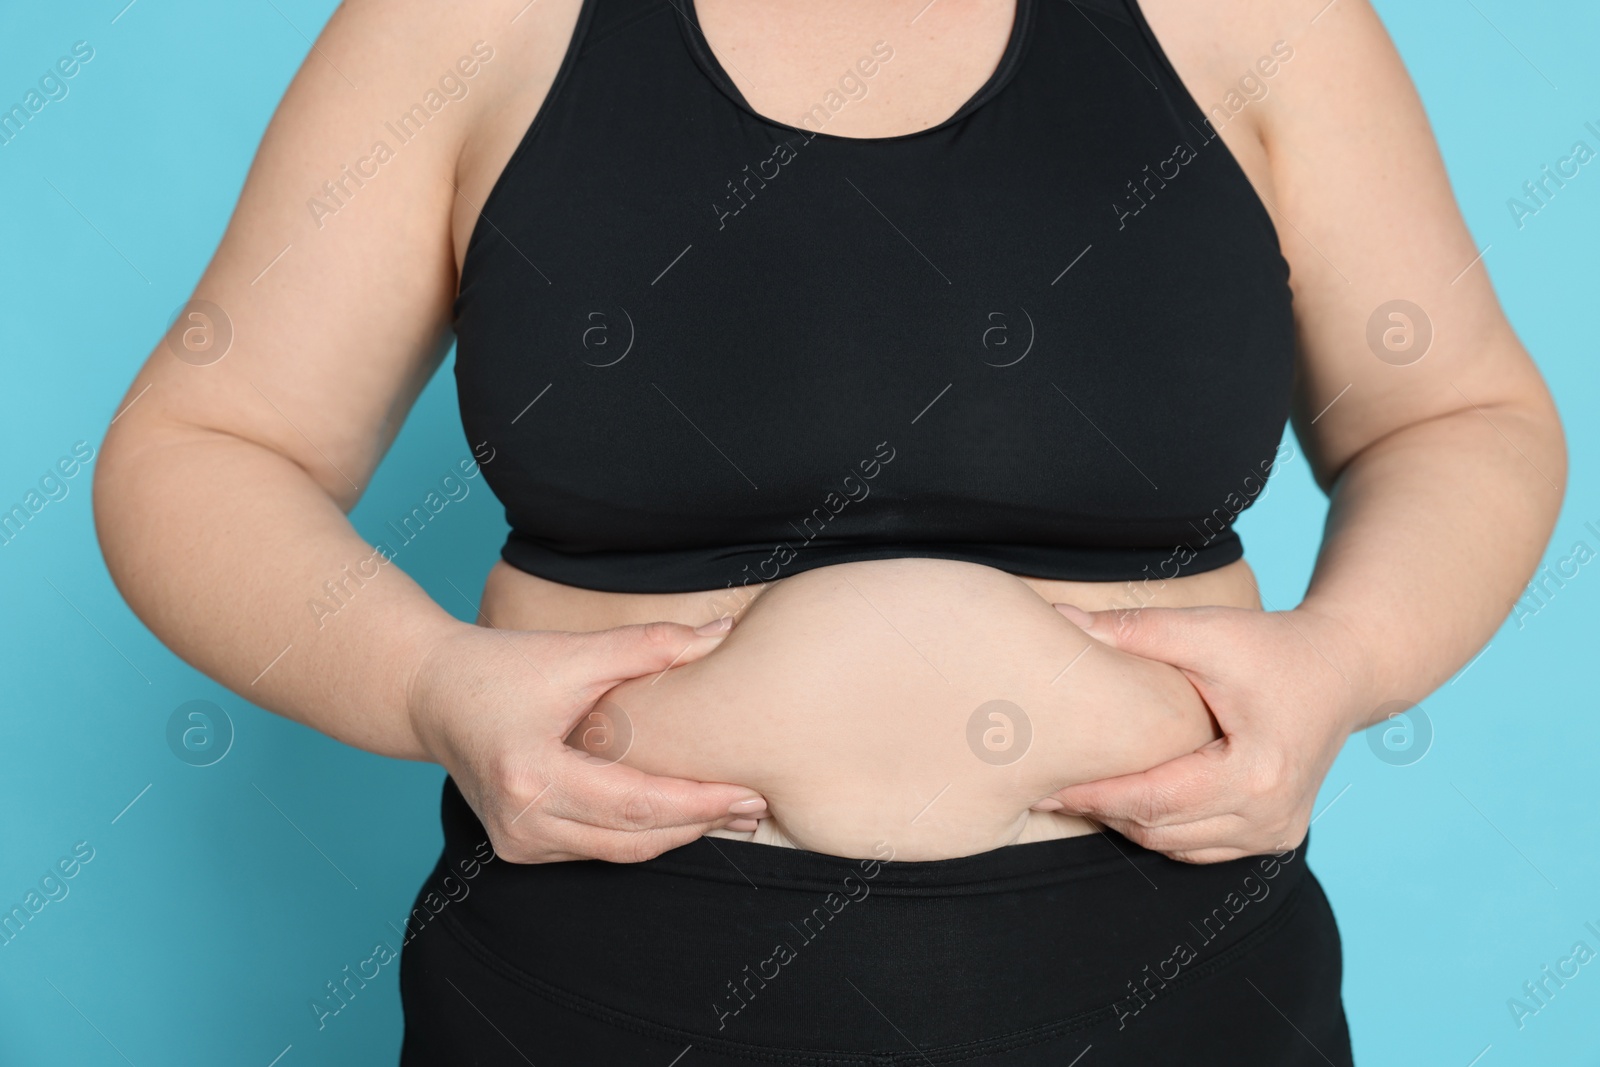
[1039,0,1567,862]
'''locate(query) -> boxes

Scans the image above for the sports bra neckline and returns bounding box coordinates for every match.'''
[674,0,1038,145]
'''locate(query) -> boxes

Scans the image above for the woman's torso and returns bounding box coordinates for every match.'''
[483,557,1259,859]
[447,0,1292,858]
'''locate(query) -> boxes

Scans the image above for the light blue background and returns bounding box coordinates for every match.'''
[2,1,1597,1064]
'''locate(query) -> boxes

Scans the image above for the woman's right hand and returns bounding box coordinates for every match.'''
[404,618,767,864]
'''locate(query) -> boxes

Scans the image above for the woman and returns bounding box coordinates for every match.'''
[94,0,1564,1062]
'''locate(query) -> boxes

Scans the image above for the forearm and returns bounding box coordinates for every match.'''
[94,424,467,760]
[1297,394,1566,728]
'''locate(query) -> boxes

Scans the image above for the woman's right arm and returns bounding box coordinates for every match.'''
[93,0,765,861]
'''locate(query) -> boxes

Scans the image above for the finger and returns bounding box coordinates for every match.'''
[1101,812,1250,855]
[542,815,718,865]
[1165,847,1253,865]
[570,620,730,684]
[1106,810,1305,861]
[693,613,735,636]
[1159,833,1301,864]
[550,746,766,831]
[1046,747,1238,827]
[1054,604,1209,666]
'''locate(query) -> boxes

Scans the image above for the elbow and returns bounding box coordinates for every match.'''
[90,401,188,594]
[1537,390,1568,505]
[1503,370,1568,518]
[90,413,149,592]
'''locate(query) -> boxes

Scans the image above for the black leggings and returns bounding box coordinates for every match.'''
[399,777,1354,1065]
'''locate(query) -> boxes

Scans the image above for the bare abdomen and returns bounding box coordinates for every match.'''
[584,558,1226,859]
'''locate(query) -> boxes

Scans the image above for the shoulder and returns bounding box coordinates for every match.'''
[1134,0,1402,144]
[264,0,589,279]
[101,0,592,505]
[299,0,579,154]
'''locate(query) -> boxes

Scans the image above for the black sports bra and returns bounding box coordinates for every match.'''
[452,0,1295,594]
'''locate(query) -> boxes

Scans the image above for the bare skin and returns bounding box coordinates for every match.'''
[94,0,1564,866]
[541,558,1236,859]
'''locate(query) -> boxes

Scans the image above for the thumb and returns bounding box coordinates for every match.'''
[559,745,767,828]
[1053,603,1191,662]
[1039,748,1222,825]
[573,619,730,685]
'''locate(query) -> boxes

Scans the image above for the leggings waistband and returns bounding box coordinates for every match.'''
[420,776,1317,1054]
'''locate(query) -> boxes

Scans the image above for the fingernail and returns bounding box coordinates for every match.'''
[1031,798,1065,812]
[728,796,766,814]
[1054,604,1095,629]
[695,615,733,636]
[726,818,759,832]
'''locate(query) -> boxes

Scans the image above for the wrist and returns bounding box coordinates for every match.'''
[401,616,478,763]
[1289,601,1381,734]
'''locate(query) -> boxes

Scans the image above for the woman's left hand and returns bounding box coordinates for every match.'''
[1034,604,1376,864]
